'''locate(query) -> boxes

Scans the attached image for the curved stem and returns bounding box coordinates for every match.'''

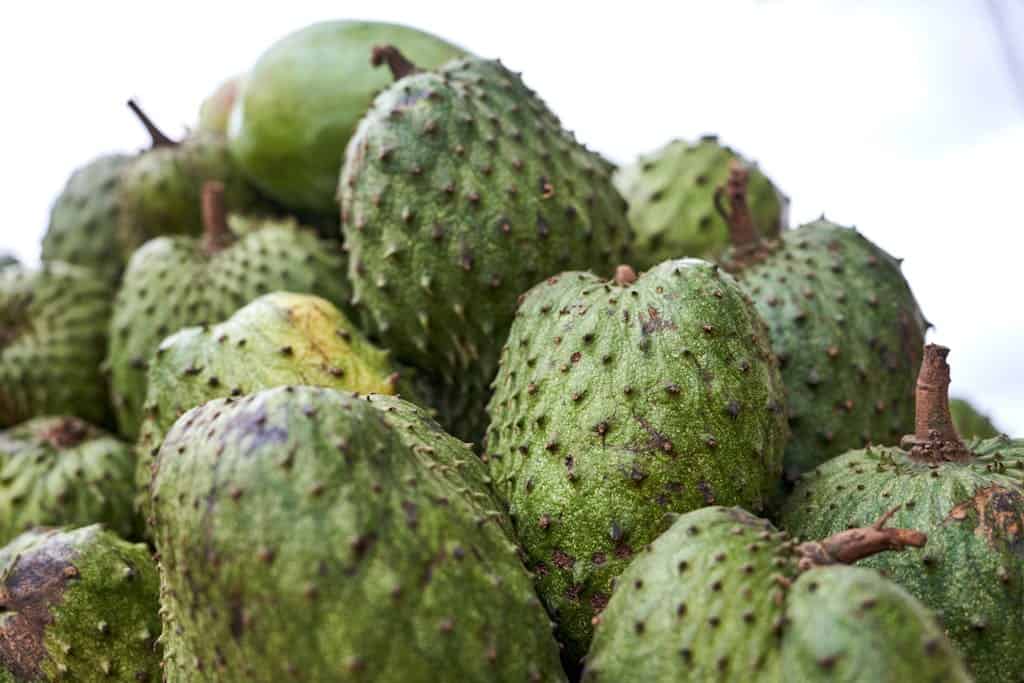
[900,344,973,463]
[201,181,232,255]
[126,99,178,148]
[796,505,927,570]
[614,264,637,286]
[370,45,421,81]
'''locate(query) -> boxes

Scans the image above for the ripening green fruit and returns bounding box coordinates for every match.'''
[197,75,242,136]
[950,397,1002,439]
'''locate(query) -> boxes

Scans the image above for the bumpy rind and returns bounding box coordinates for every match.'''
[950,397,1002,439]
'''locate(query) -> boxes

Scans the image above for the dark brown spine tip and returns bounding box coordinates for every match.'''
[715,159,761,250]
[201,181,231,254]
[614,265,638,286]
[796,506,927,570]
[126,99,177,148]
[370,45,420,81]
[900,344,973,463]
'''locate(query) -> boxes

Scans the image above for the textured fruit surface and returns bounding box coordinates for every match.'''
[0,263,113,427]
[150,386,564,682]
[485,260,788,659]
[197,75,242,136]
[725,219,926,479]
[0,525,160,682]
[41,154,133,283]
[108,217,349,439]
[584,507,971,682]
[615,136,787,267]
[0,417,136,545]
[231,20,465,214]
[341,53,630,441]
[951,397,1001,439]
[781,435,1024,682]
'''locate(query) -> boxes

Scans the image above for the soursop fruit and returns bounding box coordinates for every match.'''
[341,46,631,441]
[485,259,788,659]
[0,254,17,270]
[0,525,160,682]
[781,344,1024,682]
[950,397,1002,439]
[0,417,136,545]
[108,183,349,439]
[0,262,113,428]
[719,163,926,480]
[41,153,133,283]
[197,74,242,136]
[584,506,969,682]
[615,135,788,267]
[150,386,564,682]
[230,20,466,215]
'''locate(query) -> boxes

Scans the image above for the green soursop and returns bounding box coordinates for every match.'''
[614,135,788,267]
[485,260,788,660]
[197,75,242,136]
[41,154,133,283]
[950,397,1002,439]
[341,46,631,441]
[108,183,349,439]
[230,21,466,215]
[781,344,1024,682]
[0,417,136,545]
[0,262,113,428]
[0,525,160,681]
[584,506,969,682]
[150,386,564,681]
[719,164,926,480]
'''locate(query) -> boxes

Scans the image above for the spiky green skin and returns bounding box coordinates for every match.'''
[117,134,269,257]
[197,75,241,136]
[724,220,926,480]
[485,260,788,659]
[230,20,465,215]
[0,525,160,682]
[108,219,349,439]
[341,56,631,442]
[135,292,400,514]
[150,386,564,682]
[0,417,136,545]
[583,507,971,682]
[780,435,1024,682]
[951,397,1001,439]
[0,263,112,428]
[41,154,133,283]
[614,137,787,268]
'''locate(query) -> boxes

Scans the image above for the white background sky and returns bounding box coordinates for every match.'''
[1,1,1021,432]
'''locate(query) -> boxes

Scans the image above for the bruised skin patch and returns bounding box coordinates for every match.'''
[948,485,1024,555]
[0,537,77,679]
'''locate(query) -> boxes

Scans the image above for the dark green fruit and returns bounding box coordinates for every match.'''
[341,46,631,441]
[197,75,242,136]
[151,386,564,681]
[42,154,133,283]
[0,262,113,428]
[231,21,465,214]
[950,397,1001,439]
[0,417,136,545]
[781,344,1024,682]
[485,260,788,659]
[108,183,349,439]
[719,164,926,480]
[584,506,969,682]
[615,135,787,267]
[0,525,160,681]
[0,253,17,270]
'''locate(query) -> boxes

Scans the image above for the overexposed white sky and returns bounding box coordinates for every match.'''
[1,1,1021,432]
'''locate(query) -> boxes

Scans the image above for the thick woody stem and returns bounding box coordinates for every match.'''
[796,505,927,571]
[614,265,637,286]
[126,100,177,148]
[201,181,232,255]
[900,344,973,463]
[715,159,761,249]
[370,45,421,81]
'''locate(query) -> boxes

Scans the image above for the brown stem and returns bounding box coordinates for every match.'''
[796,505,927,571]
[900,344,973,463]
[201,181,232,254]
[370,45,421,81]
[614,265,637,286]
[126,99,178,148]
[716,159,761,249]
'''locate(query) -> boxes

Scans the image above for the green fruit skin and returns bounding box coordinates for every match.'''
[42,154,133,283]
[583,506,971,683]
[485,260,788,660]
[231,20,466,215]
[0,417,137,545]
[107,218,350,440]
[780,435,1024,682]
[615,136,788,268]
[197,75,242,136]
[0,525,161,682]
[150,386,565,682]
[1,263,113,428]
[950,397,1002,439]
[0,254,17,270]
[341,55,631,442]
[725,219,927,480]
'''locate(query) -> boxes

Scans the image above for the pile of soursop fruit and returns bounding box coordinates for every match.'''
[0,19,1018,683]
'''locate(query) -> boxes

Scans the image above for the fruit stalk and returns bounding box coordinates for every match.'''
[901,344,973,463]
[127,100,178,148]
[371,45,420,80]
[796,505,927,570]
[201,181,231,254]
[715,159,761,249]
